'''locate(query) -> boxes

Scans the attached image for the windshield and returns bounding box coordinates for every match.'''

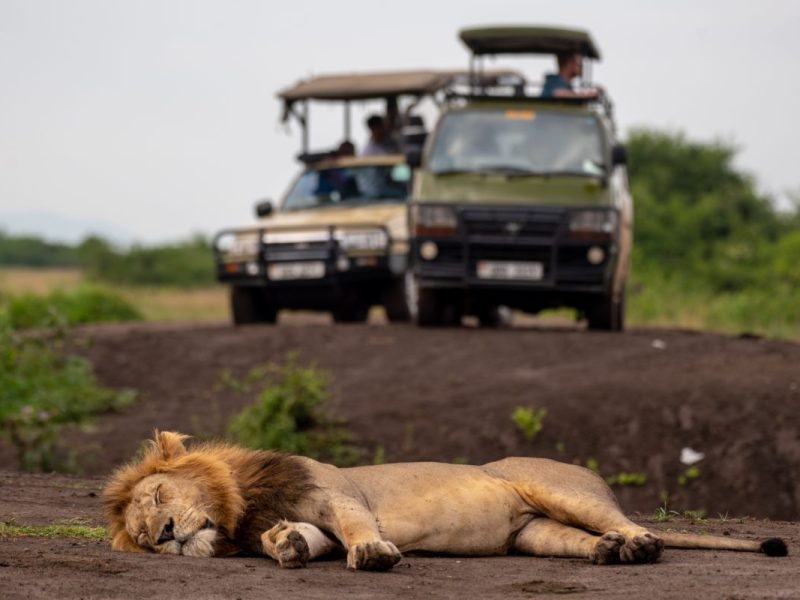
[428,110,605,176]
[282,164,411,211]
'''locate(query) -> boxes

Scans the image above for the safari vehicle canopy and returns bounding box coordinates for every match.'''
[277,69,522,158]
[408,26,632,331]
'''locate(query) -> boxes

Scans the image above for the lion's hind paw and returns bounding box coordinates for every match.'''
[620,532,664,564]
[346,540,401,571]
[590,531,624,565]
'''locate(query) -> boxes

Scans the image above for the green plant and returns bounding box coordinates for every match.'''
[682,509,707,524]
[585,457,600,473]
[372,446,386,465]
[226,356,361,466]
[4,284,141,329]
[0,311,136,472]
[0,522,106,540]
[653,498,680,523]
[511,406,547,442]
[678,466,701,486]
[605,472,648,487]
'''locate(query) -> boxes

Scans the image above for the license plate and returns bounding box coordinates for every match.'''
[267,261,326,280]
[476,260,544,281]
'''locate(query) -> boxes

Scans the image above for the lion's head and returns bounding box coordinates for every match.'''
[103,431,246,557]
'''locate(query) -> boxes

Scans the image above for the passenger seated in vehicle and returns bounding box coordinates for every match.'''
[541,52,602,99]
[335,140,355,157]
[361,115,400,156]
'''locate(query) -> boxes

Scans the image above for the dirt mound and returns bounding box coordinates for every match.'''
[3,319,797,520]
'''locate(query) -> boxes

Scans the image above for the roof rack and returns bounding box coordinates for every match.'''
[454,25,613,124]
[278,69,522,157]
[459,26,601,59]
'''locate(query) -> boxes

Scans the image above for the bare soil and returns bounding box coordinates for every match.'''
[1,318,799,598]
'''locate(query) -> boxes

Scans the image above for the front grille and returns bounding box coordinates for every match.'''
[263,242,330,262]
[461,208,563,239]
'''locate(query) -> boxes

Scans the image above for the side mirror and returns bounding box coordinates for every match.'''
[255,199,273,218]
[611,144,628,167]
[405,149,422,169]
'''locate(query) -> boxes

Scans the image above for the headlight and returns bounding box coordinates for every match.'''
[335,229,388,251]
[568,210,618,241]
[215,232,260,258]
[414,205,458,237]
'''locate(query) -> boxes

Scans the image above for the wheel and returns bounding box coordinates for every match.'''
[585,292,624,332]
[476,305,512,328]
[382,276,412,323]
[230,286,277,325]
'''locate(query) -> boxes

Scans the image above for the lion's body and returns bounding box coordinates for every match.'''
[103,432,787,570]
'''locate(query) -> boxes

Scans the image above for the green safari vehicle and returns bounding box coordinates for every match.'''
[407,26,632,330]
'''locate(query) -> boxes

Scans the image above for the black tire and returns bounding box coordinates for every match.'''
[230,287,278,325]
[476,305,511,328]
[585,292,624,332]
[382,277,412,323]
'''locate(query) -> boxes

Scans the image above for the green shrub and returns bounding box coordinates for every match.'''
[0,312,136,471]
[3,285,141,329]
[79,235,215,288]
[511,406,547,442]
[227,356,361,466]
[0,231,79,267]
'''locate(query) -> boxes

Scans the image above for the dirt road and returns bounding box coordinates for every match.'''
[1,320,799,598]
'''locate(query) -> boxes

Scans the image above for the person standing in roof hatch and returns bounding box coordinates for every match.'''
[361,115,400,156]
[541,52,603,99]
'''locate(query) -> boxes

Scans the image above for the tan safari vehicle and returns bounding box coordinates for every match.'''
[407,26,633,330]
[213,70,512,324]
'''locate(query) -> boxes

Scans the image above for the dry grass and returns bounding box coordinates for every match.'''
[0,267,84,294]
[120,287,228,321]
[0,268,228,322]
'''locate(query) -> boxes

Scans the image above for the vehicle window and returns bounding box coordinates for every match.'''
[282,165,409,211]
[428,110,605,176]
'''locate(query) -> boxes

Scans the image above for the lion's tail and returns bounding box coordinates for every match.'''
[659,532,788,557]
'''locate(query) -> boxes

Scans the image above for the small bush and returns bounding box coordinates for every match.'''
[0,312,136,471]
[227,356,361,466]
[511,406,547,442]
[3,285,141,329]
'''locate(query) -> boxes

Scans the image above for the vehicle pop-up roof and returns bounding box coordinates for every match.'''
[459,26,600,59]
[278,69,521,160]
[455,25,612,118]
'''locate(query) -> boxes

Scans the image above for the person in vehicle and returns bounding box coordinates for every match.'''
[361,115,399,156]
[335,140,355,157]
[541,52,602,99]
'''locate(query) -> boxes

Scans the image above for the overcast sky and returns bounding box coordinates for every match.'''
[1,0,798,244]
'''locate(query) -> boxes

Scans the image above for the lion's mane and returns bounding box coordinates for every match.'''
[103,431,317,554]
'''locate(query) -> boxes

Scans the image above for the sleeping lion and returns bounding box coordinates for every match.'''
[103,431,787,570]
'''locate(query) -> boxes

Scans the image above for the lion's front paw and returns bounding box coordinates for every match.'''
[619,532,664,564]
[590,531,624,565]
[266,522,310,569]
[346,540,401,571]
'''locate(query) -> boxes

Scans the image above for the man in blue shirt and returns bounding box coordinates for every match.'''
[541,52,602,99]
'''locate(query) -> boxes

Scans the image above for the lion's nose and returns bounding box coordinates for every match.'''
[157,518,175,544]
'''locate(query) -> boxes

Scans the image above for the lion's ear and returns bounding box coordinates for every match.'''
[152,430,190,460]
[111,530,146,553]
